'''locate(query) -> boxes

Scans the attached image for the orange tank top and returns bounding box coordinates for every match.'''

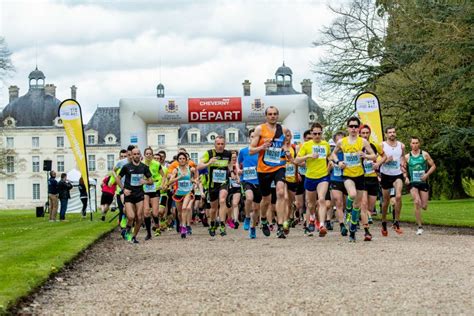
[257,123,286,173]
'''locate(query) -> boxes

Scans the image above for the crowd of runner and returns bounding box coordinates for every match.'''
[99,106,436,244]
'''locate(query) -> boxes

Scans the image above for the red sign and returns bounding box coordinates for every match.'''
[188,97,242,123]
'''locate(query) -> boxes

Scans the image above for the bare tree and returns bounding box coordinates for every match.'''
[0,37,15,175]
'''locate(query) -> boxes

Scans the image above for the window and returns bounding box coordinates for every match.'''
[7,184,15,200]
[32,156,40,172]
[32,137,39,148]
[33,183,40,200]
[228,132,236,143]
[57,155,65,172]
[57,136,64,148]
[107,154,114,171]
[6,137,14,148]
[190,133,198,143]
[190,152,198,162]
[87,135,95,145]
[157,134,166,146]
[6,156,14,173]
[88,155,96,171]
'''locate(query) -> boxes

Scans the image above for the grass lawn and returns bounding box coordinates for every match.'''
[0,210,116,311]
[373,196,474,227]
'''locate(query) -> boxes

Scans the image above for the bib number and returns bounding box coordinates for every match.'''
[363,160,374,174]
[285,164,296,177]
[243,167,257,181]
[130,174,143,186]
[264,147,282,164]
[344,153,361,167]
[312,146,327,159]
[412,170,425,182]
[178,180,192,192]
[333,165,342,177]
[144,183,156,193]
[299,166,306,176]
[385,160,400,170]
[212,169,227,184]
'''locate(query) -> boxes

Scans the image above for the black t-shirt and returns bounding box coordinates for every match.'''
[119,162,152,193]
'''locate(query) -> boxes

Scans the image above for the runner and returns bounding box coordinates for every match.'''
[296,130,311,229]
[379,127,406,236]
[154,151,169,234]
[283,129,298,235]
[116,147,153,244]
[238,128,262,239]
[168,152,197,238]
[330,117,376,242]
[111,148,131,229]
[404,136,436,235]
[294,122,331,237]
[227,150,241,229]
[359,124,384,240]
[143,147,166,240]
[197,136,232,237]
[249,106,290,238]
[328,131,348,236]
[99,174,116,221]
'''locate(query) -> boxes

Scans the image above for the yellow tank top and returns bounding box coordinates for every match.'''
[341,136,364,177]
[285,147,297,183]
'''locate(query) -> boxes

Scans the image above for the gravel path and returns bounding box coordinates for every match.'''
[16,224,474,315]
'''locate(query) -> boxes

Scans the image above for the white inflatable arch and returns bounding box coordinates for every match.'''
[119,95,310,150]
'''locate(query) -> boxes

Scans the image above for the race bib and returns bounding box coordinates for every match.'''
[286,164,296,177]
[178,180,191,191]
[344,153,361,167]
[333,165,342,177]
[363,160,374,174]
[312,146,327,159]
[264,147,282,164]
[230,178,240,188]
[212,169,227,184]
[412,170,425,182]
[243,167,258,181]
[385,160,400,170]
[144,183,156,193]
[299,166,307,176]
[130,174,143,186]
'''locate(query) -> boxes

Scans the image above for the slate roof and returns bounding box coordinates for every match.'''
[85,107,121,145]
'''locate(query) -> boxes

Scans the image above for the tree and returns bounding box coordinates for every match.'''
[0,37,15,175]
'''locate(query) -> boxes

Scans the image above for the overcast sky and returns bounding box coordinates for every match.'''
[0,0,342,122]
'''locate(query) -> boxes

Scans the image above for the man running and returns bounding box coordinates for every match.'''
[250,106,289,238]
[238,129,262,239]
[330,117,376,242]
[116,147,153,244]
[404,136,436,235]
[379,127,406,236]
[198,136,232,237]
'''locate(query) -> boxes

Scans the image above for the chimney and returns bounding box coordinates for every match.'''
[301,79,312,98]
[71,85,77,100]
[264,79,277,95]
[45,84,56,97]
[242,80,251,96]
[8,86,19,103]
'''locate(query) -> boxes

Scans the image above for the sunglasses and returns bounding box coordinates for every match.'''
[312,132,322,135]
[348,125,359,129]
[267,113,278,116]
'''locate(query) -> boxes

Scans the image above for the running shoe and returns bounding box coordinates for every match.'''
[243,217,251,231]
[131,236,139,244]
[308,220,315,233]
[381,227,388,237]
[145,233,152,241]
[393,225,403,235]
[120,228,127,240]
[340,224,348,236]
[276,228,286,239]
[319,225,327,237]
[261,222,271,237]
[234,221,240,230]
[219,225,227,237]
[364,232,372,241]
[283,221,290,235]
[226,218,235,229]
[416,228,424,235]
[349,231,356,242]
[180,226,187,239]
[208,226,216,237]
[201,215,209,227]
[368,215,373,225]
[154,229,161,237]
[249,227,257,239]
[326,220,333,231]
[186,225,193,235]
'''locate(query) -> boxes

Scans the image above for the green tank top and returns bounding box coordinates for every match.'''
[408,151,427,183]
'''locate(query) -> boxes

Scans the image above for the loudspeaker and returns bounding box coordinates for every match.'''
[36,206,45,217]
[43,160,52,171]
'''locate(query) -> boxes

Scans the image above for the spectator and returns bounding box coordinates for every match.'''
[58,173,73,221]
[79,177,88,219]
[48,170,59,222]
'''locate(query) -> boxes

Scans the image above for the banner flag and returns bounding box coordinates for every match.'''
[58,99,89,192]
[355,92,384,144]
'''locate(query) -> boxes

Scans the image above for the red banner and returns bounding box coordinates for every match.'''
[188,97,242,123]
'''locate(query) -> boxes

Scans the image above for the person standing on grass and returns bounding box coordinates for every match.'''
[404,136,436,235]
[57,173,73,221]
[78,177,88,219]
[48,170,59,222]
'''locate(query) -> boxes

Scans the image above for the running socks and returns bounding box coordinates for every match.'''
[152,216,159,225]
[346,196,354,211]
[144,217,152,235]
[350,208,360,232]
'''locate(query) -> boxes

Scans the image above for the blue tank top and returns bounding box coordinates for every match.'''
[238,147,259,185]
[176,167,192,196]
[330,152,344,182]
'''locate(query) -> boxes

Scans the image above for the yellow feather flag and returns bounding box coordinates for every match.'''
[355,92,384,144]
[58,99,89,192]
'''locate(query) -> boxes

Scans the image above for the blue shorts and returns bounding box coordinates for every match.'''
[304,175,330,192]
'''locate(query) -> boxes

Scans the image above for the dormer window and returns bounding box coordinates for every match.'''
[54,117,63,127]
[187,128,200,144]
[88,135,95,145]
[207,132,218,143]
[3,117,16,127]
[85,130,98,145]
[105,134,116,145]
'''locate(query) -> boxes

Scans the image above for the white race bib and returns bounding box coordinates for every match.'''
[212,169,227,184]
[312,145,327,159]
[344,153,361,167]
[412,170,425,182]
[144,183,156,193]
[299,166,307,176]
[178,180,192,191]
[333,165,342,177]
[385,160,400,170]
[130,174,143,186]
[243,167,258,181]
[363,160,374,174]
[264,147,282,164]
[285,164,296,177]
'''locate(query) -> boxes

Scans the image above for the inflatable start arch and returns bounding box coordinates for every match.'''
[119,94,310,150]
